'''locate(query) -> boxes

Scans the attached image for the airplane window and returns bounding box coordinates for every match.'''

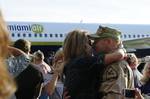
[128,34,131,38]
[17,33,20,37]
[12,33,15,37]
[146,35,149,37]
[60,34,63,37]
[39,34,42,37]
[28,34,31,37]
[55,34,58,37]
[50,34,53,37]
[142,35,145,37]
[23,33,26,37]
[133,35,136,38]
[44,34,47,37]
[124,34,126,38]
[137,35,140,38]
[34,34,37,37]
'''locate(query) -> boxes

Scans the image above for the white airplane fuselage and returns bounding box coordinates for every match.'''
[6,22,150,45]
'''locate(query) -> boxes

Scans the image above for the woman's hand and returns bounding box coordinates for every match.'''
[63,88,71,99]
[135,88,144,99]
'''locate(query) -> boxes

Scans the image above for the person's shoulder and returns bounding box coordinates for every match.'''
[15,54,30,60]
[108,60,128,66]
[64,58,85,72]
[105,60,127,72]
[21,64,43,77]
[117,60,129,67]
[73,56,94,67]
[41,61,50,67]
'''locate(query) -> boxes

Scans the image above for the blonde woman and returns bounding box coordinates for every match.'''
[0,11,16,99]
[140,62,150,98]
[126,53,143,88]
[40,48,64,99]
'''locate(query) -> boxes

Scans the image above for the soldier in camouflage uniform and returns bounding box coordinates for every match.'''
[89,26,134,99]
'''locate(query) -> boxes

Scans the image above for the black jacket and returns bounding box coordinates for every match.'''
[64,55,105,99]
[15,64,43,99]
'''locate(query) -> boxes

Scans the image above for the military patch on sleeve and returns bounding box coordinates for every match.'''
[104,66,118,81]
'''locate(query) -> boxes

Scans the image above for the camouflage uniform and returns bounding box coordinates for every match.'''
[89,26,134,99]
[6,54,30,77]
[99,60,134,99]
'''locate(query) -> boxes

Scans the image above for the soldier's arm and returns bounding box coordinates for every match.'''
[104,48,126,65]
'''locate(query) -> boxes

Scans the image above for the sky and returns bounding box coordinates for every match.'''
[1,0,150,24]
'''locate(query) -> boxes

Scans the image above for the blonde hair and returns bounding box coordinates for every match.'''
[0,11,16,99]
[53,48,64,63]
[33,50,44,61]
[141,62,150,84]
[63,29,90,63]
[52,48,64,73]
[0,11,10,58]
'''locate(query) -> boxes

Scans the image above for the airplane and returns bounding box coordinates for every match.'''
[6,22,150,55]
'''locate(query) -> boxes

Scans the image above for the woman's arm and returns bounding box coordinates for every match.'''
[44,61,63,95]
[104,48,126,65]
[45,72,59,96]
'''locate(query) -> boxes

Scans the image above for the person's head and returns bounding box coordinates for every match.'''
[0,11,16,99]
[63,29,92,62]
[126,53,139,69]
[33,50,44,63]
[52,48,64,72]
[53,48,64,64]
[89,26,121,53]
[142,62,150,78]
[13,39,31,54]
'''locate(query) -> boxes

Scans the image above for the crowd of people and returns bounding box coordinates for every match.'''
[0,10,150,99]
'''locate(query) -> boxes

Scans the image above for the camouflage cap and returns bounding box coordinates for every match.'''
[88,25,121,41]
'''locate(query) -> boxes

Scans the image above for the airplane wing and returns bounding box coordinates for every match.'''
[123,37,150,49]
